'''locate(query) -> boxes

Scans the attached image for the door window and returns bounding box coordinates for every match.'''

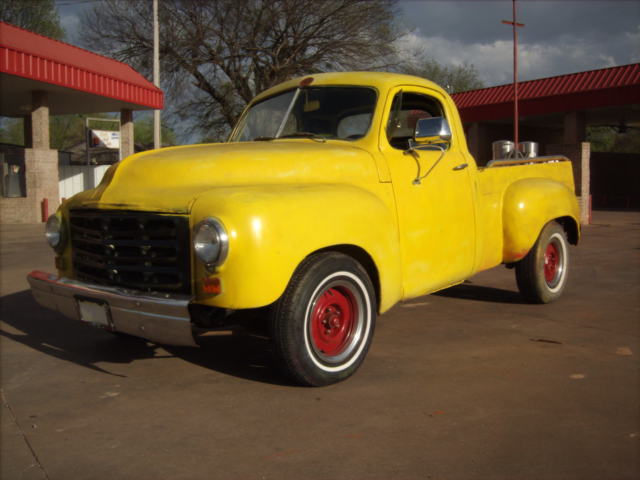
[386,92,445,150]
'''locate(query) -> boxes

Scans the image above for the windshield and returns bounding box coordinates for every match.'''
[230,86,377,142]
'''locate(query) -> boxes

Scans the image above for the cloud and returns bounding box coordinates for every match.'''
[60,12,81,42]
[397,0,639,85]
[395,32,621,86]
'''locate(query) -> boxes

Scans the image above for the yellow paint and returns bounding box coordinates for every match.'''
[57,72,579,314]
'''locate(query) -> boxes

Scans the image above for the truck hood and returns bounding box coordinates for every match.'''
[68,140,379,213]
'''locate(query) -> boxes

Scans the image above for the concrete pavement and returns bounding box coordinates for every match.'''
[1,211,639,480]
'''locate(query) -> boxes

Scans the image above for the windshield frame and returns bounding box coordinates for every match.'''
[228,85,379,143]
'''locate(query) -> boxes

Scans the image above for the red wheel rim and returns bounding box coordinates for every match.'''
[310,286,356,357]
[544,242,559,284]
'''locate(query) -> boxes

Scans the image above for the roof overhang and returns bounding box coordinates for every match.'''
[452,63,640,125]
[0,22,163,117]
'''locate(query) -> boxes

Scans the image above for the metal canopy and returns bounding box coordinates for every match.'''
[453,63,640,126]
[0,22,163,116]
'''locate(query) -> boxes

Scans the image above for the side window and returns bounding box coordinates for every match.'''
[387,92,444,150]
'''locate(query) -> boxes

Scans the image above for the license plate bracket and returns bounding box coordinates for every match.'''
[76,297,112,328]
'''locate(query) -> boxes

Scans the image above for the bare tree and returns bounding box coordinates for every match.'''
[81,0,398,139]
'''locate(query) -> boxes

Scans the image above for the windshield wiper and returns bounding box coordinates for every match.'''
[253,133,327,142]
[278,132,326,143]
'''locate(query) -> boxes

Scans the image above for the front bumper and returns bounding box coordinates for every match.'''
[27,271,197,347]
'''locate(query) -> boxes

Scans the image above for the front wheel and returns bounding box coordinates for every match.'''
[515,221,570,304]
[271,253,376,386]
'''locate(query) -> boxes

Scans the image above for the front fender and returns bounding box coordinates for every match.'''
[502,177,580,263]
[190,184,401,312]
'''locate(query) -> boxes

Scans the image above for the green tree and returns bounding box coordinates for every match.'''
[0,0,64,39]
[0,118,24,145]
[612,130,640,153]
[586,126,616,152]
[0,114,120,151]
[134,116,176,147]
[400,58,484,93]
[81,0,398,139]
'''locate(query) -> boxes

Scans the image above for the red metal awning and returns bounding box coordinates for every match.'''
[0,21,163,116]
[452,63,640,124]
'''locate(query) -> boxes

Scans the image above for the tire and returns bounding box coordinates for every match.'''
[515,221,569,304]
[271,252,376,386]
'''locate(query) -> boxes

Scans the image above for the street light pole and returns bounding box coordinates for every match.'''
[153,0,161,149]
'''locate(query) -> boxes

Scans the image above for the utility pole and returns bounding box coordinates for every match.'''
[153,0,161,149]
[502,0,524,150]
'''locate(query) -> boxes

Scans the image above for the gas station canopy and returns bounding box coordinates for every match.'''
[0,21,163,116]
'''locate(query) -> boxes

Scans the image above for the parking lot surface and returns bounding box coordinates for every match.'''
[1,211,639,480]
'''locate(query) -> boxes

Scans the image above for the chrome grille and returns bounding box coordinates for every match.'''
[70,210,191,294]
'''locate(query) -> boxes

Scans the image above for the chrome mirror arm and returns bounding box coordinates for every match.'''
[404,144,446,185]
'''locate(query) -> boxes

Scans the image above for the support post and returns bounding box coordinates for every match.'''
[153,0,161,149]
[31,91,50,149]
[580,142,591,225]
[563,111,586,144]
[120,109,134,160]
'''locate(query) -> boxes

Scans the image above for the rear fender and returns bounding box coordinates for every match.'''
[502,178,580,263]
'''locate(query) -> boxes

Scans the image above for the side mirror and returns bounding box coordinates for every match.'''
[414,117,451,146]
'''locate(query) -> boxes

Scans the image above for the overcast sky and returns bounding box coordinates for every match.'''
[56,0,639,87]
[397,0,639,85]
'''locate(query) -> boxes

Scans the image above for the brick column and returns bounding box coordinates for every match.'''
[547,142,591,225]
[120,109,134,160]
[31,91,50,149]
[579,142,590,225]
[1,91,59,223]
[563,111,586,144]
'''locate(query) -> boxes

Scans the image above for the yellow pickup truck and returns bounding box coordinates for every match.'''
[29,72,580,386]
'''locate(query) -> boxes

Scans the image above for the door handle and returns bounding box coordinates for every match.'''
[453,163,468,171]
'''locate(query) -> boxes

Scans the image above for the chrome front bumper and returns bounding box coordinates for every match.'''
[27,271,198,347]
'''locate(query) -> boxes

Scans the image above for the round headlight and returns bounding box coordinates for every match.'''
[45,214,64,251]
[193,218,229,268]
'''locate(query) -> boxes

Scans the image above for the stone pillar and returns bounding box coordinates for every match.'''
[563,111,586,144]
[120,109,134,160]
[31,91,50,149]
[579,142,591,225]
[547,142,591,225]
[1,91,59,223]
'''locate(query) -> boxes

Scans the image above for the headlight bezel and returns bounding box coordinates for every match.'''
[192,217,229,269]
[45,214,65,253]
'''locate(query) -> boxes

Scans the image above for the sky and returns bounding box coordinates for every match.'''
[397,0,639,85]
[55,0,640,88]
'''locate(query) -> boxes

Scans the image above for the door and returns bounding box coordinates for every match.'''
[381,87,476,298]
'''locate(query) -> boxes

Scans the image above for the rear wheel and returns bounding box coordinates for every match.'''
[516,221,569,303]
[271,252,376,386]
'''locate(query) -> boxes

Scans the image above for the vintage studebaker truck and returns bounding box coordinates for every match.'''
[29,72,580,386]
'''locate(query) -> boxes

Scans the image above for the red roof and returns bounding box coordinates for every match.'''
[452,63,640,123]
[0,21,162,113]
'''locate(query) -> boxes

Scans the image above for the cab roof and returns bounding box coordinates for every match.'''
[252,71,446,104]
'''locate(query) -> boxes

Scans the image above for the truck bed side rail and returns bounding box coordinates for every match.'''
[486,155,569,168]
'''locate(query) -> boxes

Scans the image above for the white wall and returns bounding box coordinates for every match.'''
[59,165,110,200]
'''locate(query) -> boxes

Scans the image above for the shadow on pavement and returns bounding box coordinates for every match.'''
[0,290,290,386]
[435,282,526,304]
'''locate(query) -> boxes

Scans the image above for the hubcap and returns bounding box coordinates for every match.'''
[310,287,356,357]
[544,241,562,287]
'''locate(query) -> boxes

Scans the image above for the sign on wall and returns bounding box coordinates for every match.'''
[90,129,120,149]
